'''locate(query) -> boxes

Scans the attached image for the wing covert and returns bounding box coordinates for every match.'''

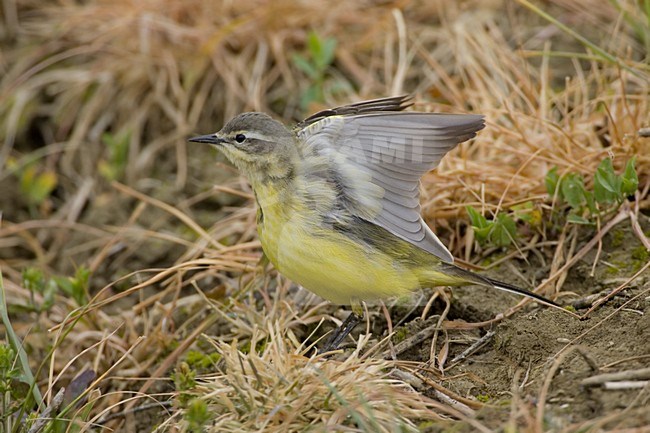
[298,105,484,263]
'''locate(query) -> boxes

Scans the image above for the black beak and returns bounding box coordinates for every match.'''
[188,134,225,145]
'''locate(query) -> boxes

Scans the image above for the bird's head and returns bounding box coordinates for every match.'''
[189,112,297,181]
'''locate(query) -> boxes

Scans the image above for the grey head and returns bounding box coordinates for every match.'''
[189,112,297,178]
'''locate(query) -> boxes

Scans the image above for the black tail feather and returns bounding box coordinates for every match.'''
[482,276,560,308]
[442,263,560,308]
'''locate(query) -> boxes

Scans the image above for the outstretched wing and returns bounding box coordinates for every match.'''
[298,98,484,263]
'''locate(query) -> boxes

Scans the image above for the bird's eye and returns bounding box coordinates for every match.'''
[235,134,246,143]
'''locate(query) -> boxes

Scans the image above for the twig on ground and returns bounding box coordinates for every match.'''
[581,367,650,386]
[603,381,649,390]
[449,331,495,365]
[570,289,616,310]
[28,388,65,433]
[429,290,451,368]
[383,323,437,359]
[602,355,650,369]
[390,368,472,416]
[404,368,487,411]
[390,368,493,433]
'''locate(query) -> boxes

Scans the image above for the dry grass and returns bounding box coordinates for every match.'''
[1,0,649,431]
[166,325,461,432]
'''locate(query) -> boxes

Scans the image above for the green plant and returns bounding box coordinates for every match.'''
[52,267,91,307]
[545,157,638,224]
[12,159,58,212]
[1,272,42,433]
[466,206,518,248]
[183,399,212,433]
[510,200,543,228]
[3,268,101,433]
[292,31,338,109]
[173,362,214,431]
[22,267,56,313]
[98,130,130,181]
[184,350,221,371]
[21,267,90,313]
[173,362,197,407]
[0,344,25,431]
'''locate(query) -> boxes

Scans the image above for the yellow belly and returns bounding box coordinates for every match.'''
[258,209,422,305]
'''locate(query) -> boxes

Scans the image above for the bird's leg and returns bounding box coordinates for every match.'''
[319,301,364,354]
[319,312,362,354]
[245,251,270,291]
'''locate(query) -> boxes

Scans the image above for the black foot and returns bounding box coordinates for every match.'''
[318,312,363,354]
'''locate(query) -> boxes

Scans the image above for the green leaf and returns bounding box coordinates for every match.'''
[545,166,560,197]
[584,190,597,215]
[510,201,533,223]
[0,273,43,405]
[318,37,337,70]
[20,166,58,205]
[466,206,491,242]
[0,345,19,389]
[594,157,622,204]
[560,173,586,209]
[511,201,533,212]
[100,131,130,181]
[41,280,57,311]
[184,398,212,432]
[307,31,322,58]
[299,84,322,109]
[489,213,517,247]
[473,226,492,242]
[53,267,89,307]
[621,156,638,196]
[22,268,45,294]
[292,53,318,79]
[466,206,489,229]
[304,31,336,73]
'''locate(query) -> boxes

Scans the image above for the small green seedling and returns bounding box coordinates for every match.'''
[546,156,638,224]
[466,206,518,248]
[292,31,338,109]
[13,160,58,213]
[21,266,90,312]
[52,266,90,307]
[184,399,212,433]
[98,130,130,181]
[0,344,23,422]
[173,362,197,406]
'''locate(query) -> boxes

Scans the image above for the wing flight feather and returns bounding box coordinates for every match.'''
[298,97,485,263]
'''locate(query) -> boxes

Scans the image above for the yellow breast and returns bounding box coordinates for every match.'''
[255,185,421,305]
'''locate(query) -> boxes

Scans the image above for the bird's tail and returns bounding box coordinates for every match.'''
[441,263,560,308]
